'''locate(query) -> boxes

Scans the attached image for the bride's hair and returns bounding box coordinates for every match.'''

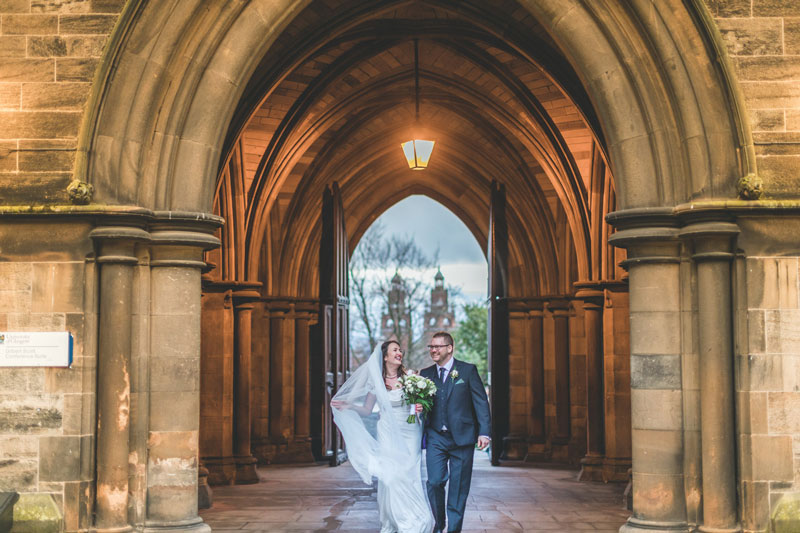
[381,340,407,389]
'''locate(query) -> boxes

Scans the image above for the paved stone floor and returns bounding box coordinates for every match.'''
[200,452,629,532]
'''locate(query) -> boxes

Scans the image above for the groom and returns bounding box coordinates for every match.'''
[421,331,491,533]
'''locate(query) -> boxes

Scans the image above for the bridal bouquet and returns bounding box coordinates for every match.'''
[399,374,437,423]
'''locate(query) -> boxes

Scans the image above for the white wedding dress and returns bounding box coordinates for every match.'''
[331,347,434,533]
[376,386,432,533]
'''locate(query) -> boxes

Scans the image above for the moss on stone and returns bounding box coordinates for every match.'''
[11,493,62,533]
[772,493,800,533]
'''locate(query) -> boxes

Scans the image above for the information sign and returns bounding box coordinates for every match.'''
[0,332,73,367]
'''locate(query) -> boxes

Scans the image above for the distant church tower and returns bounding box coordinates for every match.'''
[423,269,456,343]
[381,271,411,349]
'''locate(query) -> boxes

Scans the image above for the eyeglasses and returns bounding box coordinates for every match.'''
[427,344,452,350]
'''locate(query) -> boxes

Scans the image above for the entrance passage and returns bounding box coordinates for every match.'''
[199,454,628,532]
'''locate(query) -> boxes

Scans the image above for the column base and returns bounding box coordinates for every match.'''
[234,455,259,485]
[619,517,689,532]
[197,466,213,509]
[143,517,211,532]
[697,526,741,533]
[602,457,631,483]
[254,437,315,464]
[578,454,605,481]
[202,456,237,486]
[502,435,528,460]
[92,527,133,533]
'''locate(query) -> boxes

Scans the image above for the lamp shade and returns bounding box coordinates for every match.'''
[401,139,435,170]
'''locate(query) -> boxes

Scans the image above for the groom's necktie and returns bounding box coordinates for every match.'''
[439,367,446,383]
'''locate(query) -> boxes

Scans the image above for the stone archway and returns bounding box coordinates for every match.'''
[78,1,754,532]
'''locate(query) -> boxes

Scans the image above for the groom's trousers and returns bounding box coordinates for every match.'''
[426,429,474,533]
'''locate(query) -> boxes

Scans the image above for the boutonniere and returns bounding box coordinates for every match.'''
[450,369,459,381]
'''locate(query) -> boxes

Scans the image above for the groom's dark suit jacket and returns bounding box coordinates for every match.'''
[421,359,491,447]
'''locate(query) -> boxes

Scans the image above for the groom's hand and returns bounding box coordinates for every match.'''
[477,436,490,450]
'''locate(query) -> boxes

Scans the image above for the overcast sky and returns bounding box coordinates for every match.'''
[369,195,488,302]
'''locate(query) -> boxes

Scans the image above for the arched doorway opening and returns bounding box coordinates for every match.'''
[79,1,753,532]
[348,195,488,372]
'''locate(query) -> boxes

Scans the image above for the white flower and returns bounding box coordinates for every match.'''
[417,381,426,389]
[450,369,459,381]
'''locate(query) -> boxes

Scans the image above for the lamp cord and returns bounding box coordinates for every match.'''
[414,38,420,122]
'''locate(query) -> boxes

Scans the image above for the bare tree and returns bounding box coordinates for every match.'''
[348,222,442,369]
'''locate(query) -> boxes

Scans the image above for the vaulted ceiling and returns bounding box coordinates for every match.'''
[210,0,616,296]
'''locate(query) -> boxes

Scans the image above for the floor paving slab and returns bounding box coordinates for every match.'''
[200,452,629,532]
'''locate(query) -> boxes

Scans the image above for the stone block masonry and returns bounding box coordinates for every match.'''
[0,0,123,206]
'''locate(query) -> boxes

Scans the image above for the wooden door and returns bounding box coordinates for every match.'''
[318,182,349,466]
[488,180,509,466]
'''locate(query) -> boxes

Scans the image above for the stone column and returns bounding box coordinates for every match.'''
[575,283,605,481]
[232,285,261,484]
[144,217,219,533]
[681,220,741,533]
[91,225,149,533]
[293,303,315,460]
[548,300,571,444]
[609,213,689,533]
[601,281,631,483]
[527,302,545,446]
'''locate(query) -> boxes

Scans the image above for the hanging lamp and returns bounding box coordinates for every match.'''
[401,39,435,170]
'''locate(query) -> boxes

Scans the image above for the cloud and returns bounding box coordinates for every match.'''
[378,195,485,263]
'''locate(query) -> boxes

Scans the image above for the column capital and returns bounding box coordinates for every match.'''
[573,282,604,307]
[679,219,740,263]
[232,282,262,309]
[546,299,571,315]
[90,225,150,264]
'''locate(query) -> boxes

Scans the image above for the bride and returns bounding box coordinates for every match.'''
[331,340,434,533]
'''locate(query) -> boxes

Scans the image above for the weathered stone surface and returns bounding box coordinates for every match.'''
[629,311,681,356]
[1,14,58,35]
[0,171,72,204]
[55,57,98,82]
[768,392,800,433]
[39,435,82,481]
[31,262,84,313]
[0,111,80,138]
[150,392,200,431]
[758,155,800,197]
[150,357,200,393]
[753,0,800,16]
[630,354,681,390]
[58,14,116,34]
[750,109,785,132]
[717,18,782,56]
[89,0,124,13]
[0,262,32,290]
[0,458,37,491]
[630,389,683,431]
[0,0,31,13]
[739,354,783,392]
[18,139,75,171]
[750,435,794,481]
[21,81,88,109]
[737,56,800,82]
[27,36,67,57]
[747,257,799,310]
[0,58,54,83]
[0,84,20,109]
[765,309,800,354]
[742,480,770,531]
[0,35,26,57]
[0,395,62,434]
[31,0,90,13]
[0,368,44,393]
[786,18,800,55]
[706,0,751,17]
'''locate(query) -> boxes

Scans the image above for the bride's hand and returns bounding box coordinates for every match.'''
[414,403,423,414]
[331,399,348,409]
